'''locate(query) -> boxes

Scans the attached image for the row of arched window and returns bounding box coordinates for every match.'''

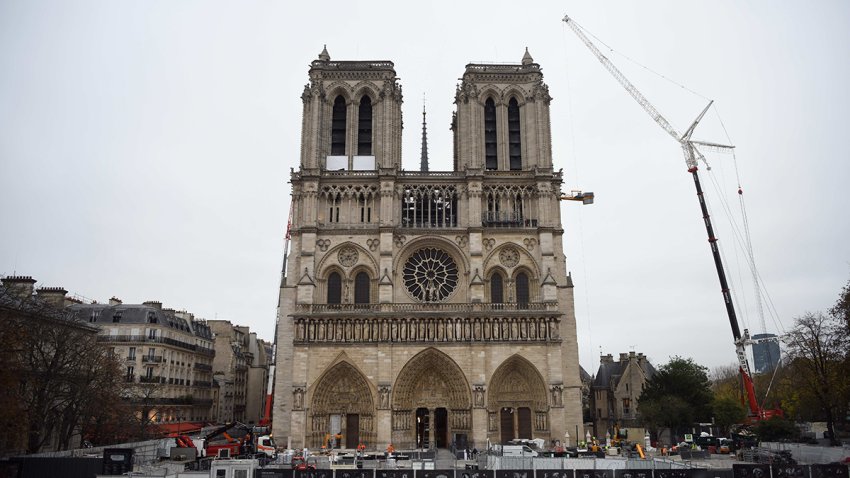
[331,95,372,156]
[327,271,371,305]
[325,270,531,306]
[484,96,522,171]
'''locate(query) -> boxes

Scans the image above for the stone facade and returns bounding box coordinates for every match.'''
[589,352,655,439]
[274,47,584,451]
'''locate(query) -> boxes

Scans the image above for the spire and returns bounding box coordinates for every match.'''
[420,95,429,172]
[522,47,533,65]
[318,44,330,61]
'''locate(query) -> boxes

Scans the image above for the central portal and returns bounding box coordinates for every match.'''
[391,348,473,449]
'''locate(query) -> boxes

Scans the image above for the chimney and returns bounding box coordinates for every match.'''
[2,276,37,299]
[143,300,163,310]
[109,297,122,306]
[36,286,68,309]
[600,354,614,364]
[619,353,629,363]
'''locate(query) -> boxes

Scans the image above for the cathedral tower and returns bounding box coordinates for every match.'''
[274,48,584,451]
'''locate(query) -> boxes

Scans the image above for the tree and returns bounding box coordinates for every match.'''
[712,396,747,435]
[753,416,798,442]
[783,310,850,446]
[829,278,850,334]
[0,285,127,454]
[638,356,714,439]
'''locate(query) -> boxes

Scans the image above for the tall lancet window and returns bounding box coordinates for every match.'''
[484,97,497,170]
[508,97,522,170]
[327,272,342,304]
[358,96,372,155]
[490,272,504,304]
[331,95,347,155]
[515,272,529,308]
[354,271,370,304]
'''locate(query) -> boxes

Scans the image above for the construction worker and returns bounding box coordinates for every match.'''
[386,443,395,456]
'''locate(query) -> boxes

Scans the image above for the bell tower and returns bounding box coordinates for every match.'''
[453,48,553,172]
[298,46,403,173]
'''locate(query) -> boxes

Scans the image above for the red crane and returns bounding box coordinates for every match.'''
[563,15,780,420]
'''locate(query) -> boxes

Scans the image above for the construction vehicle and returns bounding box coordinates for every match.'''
[174,422,277,459]
[563,15,782,422]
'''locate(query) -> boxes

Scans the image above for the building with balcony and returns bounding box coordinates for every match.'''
[68,298,215,425]
[273,48,585,450]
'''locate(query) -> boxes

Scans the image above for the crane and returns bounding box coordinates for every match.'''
[563,15,779,420]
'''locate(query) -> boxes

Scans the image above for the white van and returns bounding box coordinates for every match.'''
[502,445,538,457]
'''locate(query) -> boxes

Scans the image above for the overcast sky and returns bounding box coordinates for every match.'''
[2,1,848,377]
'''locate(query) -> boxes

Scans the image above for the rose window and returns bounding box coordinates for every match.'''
[403,247,459,302]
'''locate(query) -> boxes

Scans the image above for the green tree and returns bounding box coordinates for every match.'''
[712,396,747,435]
[638,356,714,438]
[753,416,798,442]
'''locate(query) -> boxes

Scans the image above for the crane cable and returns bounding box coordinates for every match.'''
[561,21,596,370]
[708,108,785,411]
[712,108,786,336]
[569,18,711,102]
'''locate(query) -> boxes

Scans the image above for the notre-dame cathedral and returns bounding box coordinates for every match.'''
[273,46,583,451]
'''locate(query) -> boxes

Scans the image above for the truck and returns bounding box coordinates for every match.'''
[174,422,277,460]
[502,445,538,457]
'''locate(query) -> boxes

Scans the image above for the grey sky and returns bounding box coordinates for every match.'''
[1,1,848,376]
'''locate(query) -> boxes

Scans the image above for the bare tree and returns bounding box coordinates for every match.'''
[783,311,850,446]
[0,286,126,454]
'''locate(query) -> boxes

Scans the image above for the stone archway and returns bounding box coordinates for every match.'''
[391,348,471,449]
[310,361,375,449]
[488,355,549,444]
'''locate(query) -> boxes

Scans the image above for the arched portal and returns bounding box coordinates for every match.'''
[488,355,549,444]
[310,361,375,449]
[392,348,471,449]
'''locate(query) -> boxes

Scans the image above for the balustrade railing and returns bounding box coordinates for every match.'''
[296,302,557,314]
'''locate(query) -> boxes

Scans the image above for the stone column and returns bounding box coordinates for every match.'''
[429,409,435,449]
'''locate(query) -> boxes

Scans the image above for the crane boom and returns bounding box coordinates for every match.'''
[563,14,774,419]
[563,15,681,143]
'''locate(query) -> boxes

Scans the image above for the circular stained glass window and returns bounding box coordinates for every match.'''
[403,247,459,302]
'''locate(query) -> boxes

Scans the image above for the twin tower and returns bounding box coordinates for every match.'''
[274,47,584,450]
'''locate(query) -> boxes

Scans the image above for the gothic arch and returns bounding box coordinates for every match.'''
[485,266,508,303]
[394,236,469,276]
[390,348,473,448]
[483,243,540,278]
[352,81,381,104]
[392,347,471,410]
[477,86,503,105]
[309,358,376,448]
[503,87,528,106]
[317,242,378,279]
[488,354,548,411]
[487,354,549,443]
[324,82,352,104]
